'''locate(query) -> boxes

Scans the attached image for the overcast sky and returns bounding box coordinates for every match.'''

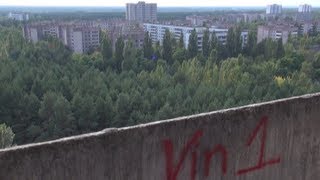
[0,0,319,7]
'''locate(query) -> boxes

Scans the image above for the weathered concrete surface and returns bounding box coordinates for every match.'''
[1,93,320,180]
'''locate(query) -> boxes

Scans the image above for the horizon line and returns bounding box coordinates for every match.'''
[1,5,320,8]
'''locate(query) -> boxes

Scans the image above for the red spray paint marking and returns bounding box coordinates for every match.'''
[163,130,203,180]
[191,151,197,180]
[204,144,228,177]
[236,116,281,175]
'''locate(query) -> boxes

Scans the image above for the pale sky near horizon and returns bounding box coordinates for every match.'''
[0,0,319,7]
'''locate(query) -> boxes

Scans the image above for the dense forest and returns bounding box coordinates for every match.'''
[0,21,320,146]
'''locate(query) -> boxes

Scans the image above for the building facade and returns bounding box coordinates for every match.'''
[23,23,100,54]
[186,15,207,27]
[126,1,157,22]
[8,12,29,21]
[143,23,248,51]
[298,4,312,13]
[257,25,298,44]
[266,4,282,15]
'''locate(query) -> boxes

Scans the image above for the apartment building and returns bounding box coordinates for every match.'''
[266,4,282,15]
[298,4,312,13]
[186,15,207,27]
[8,12,29,21]
[108,23,145,50]
[299,21,320,35]
[257,25,298,44]
[23,23,100,54]
[126,1,157,22]
[143,23,248,51]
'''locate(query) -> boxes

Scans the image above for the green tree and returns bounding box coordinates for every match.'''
[234,26,242,56]
[276,38,285,59]
[122,40,137,71]
[178,32,185,49]
[162,29,173,64]
[0,124,15,149]
[202,29,210,57]
[226,27,235,57]
[38,92,75,141]
[154,41,161,59]
[143,32,153,59]
[100,31,113,61]
[210,31,218,52]
[244,29,257,56]
[188,29,198,59]
[208,49,218,65]
[115,36,125,72]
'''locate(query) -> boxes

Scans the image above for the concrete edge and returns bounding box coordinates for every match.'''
[1,92,319,153]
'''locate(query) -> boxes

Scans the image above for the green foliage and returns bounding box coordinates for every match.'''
[188,29,198,59]
[1,24,320,146]
[276,38,285,59]
[162,29,173,64]
[202,30,210,57]
[178,32,185,49]
[115,36,125,72]
[143,32,153,59]
[100,31,113,61]
[226,27,235,57]
[243,29,257,56]
[0,124,15,149]
[226,26,242,57]
[122,40,137,71]
[210,31,218,52]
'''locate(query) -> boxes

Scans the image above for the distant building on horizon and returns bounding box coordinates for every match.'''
[126,1,157,22]
[266,4,282,15]
[186,15,207,27]
[8,12,29,21]
[298,4,312,13]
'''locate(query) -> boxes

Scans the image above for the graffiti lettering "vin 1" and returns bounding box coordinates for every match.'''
[162,116,281,180]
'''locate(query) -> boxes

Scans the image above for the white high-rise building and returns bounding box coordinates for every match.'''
[266,4,282,15]
[143,23,248,51]
[298,4,312,13]
[8,12,29,21]
[126,1,157,22]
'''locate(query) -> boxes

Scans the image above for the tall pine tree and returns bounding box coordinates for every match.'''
[100,31,113,61]
[226,27,235,57]
[143,32,153,59]
[234,26,242,56]
[178,32,185,49]
[202,29,210,57]
[162,29,173,64]
[210,31,218,53]
[188,29,198,59]
[115,36,125,72]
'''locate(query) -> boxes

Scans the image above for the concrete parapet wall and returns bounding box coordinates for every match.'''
[1,93,320,180]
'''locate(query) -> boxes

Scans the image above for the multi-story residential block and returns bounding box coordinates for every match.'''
[71,27,100,54]
[108,23,145,50]
[8,12,29,21]
[266,4,282,15]
[23,23,100,54]
[126,1,157,22]
[257,25,298,44]
[298,4,312,13]
[298,21,320,35]
[186,15,207,27]
[143,23,248,51]
[296,4,313,21]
